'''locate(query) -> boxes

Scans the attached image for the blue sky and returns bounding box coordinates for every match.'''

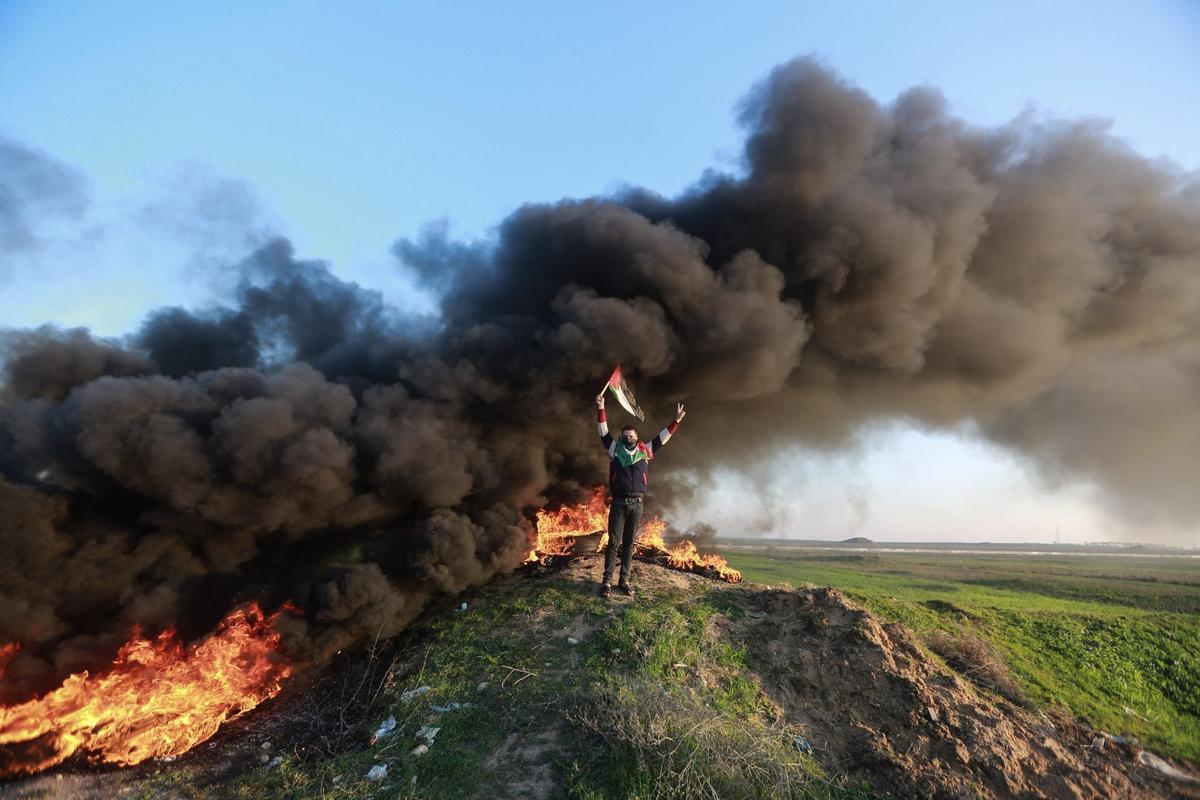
[3,1,1199,543]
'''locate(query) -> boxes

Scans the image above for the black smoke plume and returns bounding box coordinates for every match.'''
[4,57,1200,700]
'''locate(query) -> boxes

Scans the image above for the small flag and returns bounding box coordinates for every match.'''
[605,365,645,421]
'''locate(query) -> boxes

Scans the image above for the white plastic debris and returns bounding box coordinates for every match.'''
[366,764,388,781]
[1139,751,1200,785]
[411,743,430,757]
[267,755,283,769]
[371,715,398,744]
[431,702,468,713]
[260,740,272,751]
[415,725,441,743]
[400,685,431,703]
[476,681,489,692]
[566,636,579,645]
[456,602,468,612]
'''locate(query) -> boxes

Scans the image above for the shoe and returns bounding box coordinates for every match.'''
[617,583,634,598]
[598,583,611,598]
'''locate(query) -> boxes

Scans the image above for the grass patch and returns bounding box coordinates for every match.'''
[568,591,869,799]
[138,577,872,798]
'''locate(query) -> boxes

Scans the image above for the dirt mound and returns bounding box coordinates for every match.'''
[725,584,1199,800]
[4,557,1196,799]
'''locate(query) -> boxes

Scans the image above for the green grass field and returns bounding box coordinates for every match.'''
[719,548,1200,764]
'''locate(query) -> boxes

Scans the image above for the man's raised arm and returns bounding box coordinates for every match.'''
[650,402,686,455]
[596,392,613,450]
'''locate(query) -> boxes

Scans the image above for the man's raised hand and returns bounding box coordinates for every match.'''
[676,402,686,423]
[596,392,606,409]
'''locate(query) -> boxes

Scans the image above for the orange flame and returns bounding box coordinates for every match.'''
[0,643,18,683]
[0,602,295,777]
[528,487,610,560]
[527,488,741,582]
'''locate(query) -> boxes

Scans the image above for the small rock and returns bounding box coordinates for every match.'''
[1091,736,1106,751]
[259,754,269,765]
[260,740,272,751]
[927,706,939,723]
[411,743,430,757]
[366,764,388,781]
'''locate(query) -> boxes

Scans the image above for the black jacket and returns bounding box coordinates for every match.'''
[597,408,679,498]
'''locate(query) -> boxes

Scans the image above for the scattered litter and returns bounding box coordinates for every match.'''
[476,681,489,692]
[566,636,579,645]
[400,685,431,703]
[672,662,688,669]
[1102,732,1137,747]
[1090,736,1107,751]
[793,735,814,755]
[259,754,269,765]
[1140,751,1200,785]
[927,706,940,723]
[267,755,283,770]
[260,740,272,751]
[411,743,430,757]
[415,725,441,743]
[332,775,344,785]
[371,715,398,744]
[456,602,468,612]
[543,661,551,667]
[366,764,388,781]
[411,775,418,786]
[431,702,469,713]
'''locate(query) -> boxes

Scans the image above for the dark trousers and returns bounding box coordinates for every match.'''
[603,497,642,585]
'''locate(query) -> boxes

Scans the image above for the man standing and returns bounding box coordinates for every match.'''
[594,391,686,597]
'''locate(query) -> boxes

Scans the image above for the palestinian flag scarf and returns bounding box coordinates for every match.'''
[614,441,654,466]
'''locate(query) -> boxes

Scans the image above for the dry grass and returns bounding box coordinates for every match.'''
[925,629,1026,705]
[575,679,844,800]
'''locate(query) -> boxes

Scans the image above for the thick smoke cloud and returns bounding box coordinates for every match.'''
[3,57,1200,700]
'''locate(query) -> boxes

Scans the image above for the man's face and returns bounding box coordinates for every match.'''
[621,428,638,447]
